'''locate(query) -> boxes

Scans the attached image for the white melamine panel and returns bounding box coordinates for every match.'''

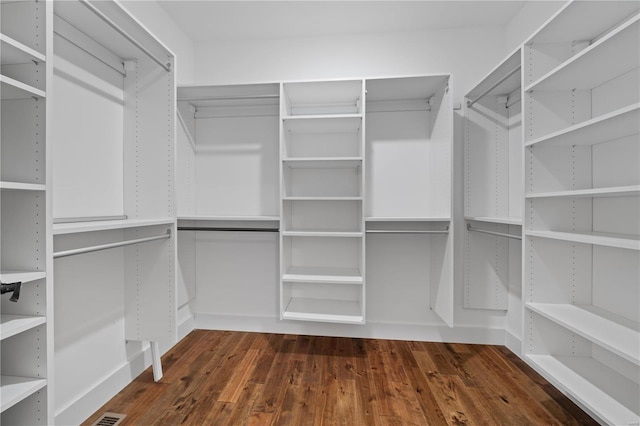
[592,68,639,119]
[124,225,176,343]
[52,39,124,219]
[283,165,361,198]
[1,190,45,272]
[526,144,592,193]
[592,246,640,324]
[0,0,46,55]
[283,117,362,158]
[177,230,196,308]
[195,114,279,217]
[176,111,196,217]
[593,196,640,236]
[194,231,279,317]
[1,98,46,185]
[283,200,362,232]
[524,90,592,142]
[366,110,432,218]
[593,135,640,189]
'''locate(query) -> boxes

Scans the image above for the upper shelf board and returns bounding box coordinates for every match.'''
[466,49,521,100]
[366,75,449,102]
[0,33,46,65]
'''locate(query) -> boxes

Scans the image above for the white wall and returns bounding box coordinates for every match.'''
[194,26,507,103]
[120,0,195,84]
[505,0,566,52]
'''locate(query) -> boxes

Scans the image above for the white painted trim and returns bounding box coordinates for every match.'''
[54,346,153,425]
[504,330,522,356]
[194,313,505,345]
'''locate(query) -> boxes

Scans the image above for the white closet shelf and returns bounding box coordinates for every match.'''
[0,271,46,284]
[283,113,363,121]
[1,315,46,341]
[464,216,522,226]
[178,215,279,222]
[526,230,640,250]
[283,196,362,201]
[527,303,639,365]
[53,218,174,235]
[0,75,45,100]
[525,103,639,147]
[282,297,364,324]
[283,266,363,285]
[0,33,46,64]
[283,115,361,134]
[282,229,363,238]
[0,375,47,413]
[366,217,450,222]
[466,48,521,101]
[283,158,362,169]
[527,2,639,44]
[525,355,640,426]
[525,17,639,93]
[527,185,640,199]
[0,181,45,191]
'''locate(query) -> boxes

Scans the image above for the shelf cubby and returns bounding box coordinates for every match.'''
[281,80,363,117]
[282,116,362,158]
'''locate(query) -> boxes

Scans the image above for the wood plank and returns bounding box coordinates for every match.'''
[79,330,598,425]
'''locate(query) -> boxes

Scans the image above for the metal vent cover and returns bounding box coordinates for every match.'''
[92,412,126,426]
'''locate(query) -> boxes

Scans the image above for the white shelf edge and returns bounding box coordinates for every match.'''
[1,315,47,341]
[283,266,363,285]
[525,103,640,147]
[526,230,640,250]
[526,185,640,199]
[282,113,363,121]
[53,218,175,235]
[283,196,363,201]
[366,217,450,222]
[525,355,640,426]
[0,74,45,99]
[282,230,363,238]
[0,270,46,284]
[177,215,280,222]
[0,181,46,191]
[0,33,46,63]
[282,297,364,324]
[0,375,47,413]
[525,15,640,93]
[282,157,363,162]
[464,216,522,226]
[526,303,639,365]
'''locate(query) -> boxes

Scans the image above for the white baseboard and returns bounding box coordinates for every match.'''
[504,330,522,356]
[194,313,505,345]
[55,346,153,426]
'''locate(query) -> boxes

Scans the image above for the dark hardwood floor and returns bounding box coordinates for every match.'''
[82,330,597,425]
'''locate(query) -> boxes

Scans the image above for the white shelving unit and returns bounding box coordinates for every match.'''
[463,49,523,313]
[280,80,366,324]
[1,0,52,423]
[48,1,176,422]
[365,75,454,327]
[523,2,640,424]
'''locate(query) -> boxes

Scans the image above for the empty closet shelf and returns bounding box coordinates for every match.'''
[0,375,47,413]
[0,181,46,191]
[53,218,174,235]
[0,75,45,100]
[1,315,46,341]
[53,231,171,259]
[283,266,363,284]
[178,227,278,232]
[526,185,640,199]
[526,230,640,250]
[464,216,522,226]
[282,297,363,324]
[282,229,362,237]
[366,229,448,235]
[0,271,45,284]
[467,224,521,240]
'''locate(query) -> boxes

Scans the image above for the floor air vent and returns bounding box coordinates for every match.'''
[92,412,126,426]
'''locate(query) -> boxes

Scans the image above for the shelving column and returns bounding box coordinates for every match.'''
[1,0,53,424]
[522,2,639,424]
[280,80,366,324]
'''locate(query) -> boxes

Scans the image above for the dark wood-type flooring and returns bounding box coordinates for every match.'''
[82,330,596,425]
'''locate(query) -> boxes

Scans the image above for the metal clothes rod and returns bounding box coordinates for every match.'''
[366,230,449,234]
[79,0,171,72]
[178,227,279,232]
[467,224,521,240]
[467,65,521,108]
[53,231,171,259]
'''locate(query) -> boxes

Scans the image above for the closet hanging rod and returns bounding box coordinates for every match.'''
[53,230,171,259]
[466,65,521,108]
[178,227,279,232]
[366,229,449,234]
[78,0,171,73]
[467,224,521,240]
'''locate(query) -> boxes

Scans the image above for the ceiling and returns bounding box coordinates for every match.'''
[157,1,527,43]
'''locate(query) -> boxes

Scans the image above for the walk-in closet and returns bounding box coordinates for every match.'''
[1,1,637,425]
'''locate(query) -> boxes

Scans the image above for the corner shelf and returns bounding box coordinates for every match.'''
[526,230,640,251]
[0,376,47,413]
[525,103,639,148]
[525,355,639,426]
[526,303,639,365]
